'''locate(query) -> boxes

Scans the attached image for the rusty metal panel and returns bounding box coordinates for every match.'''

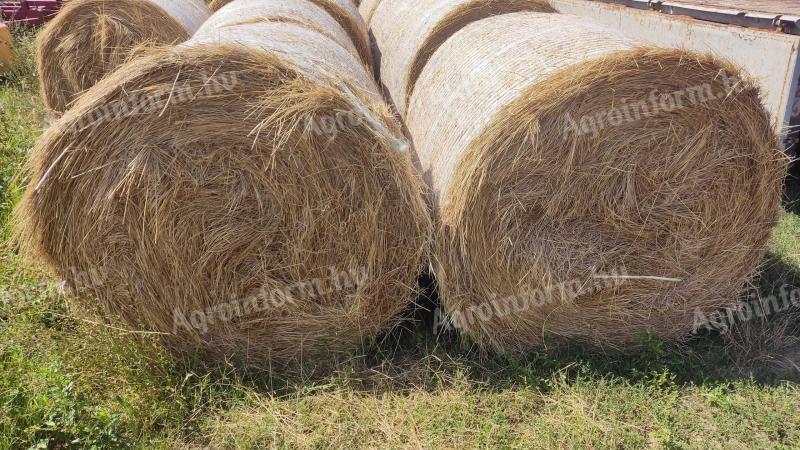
[587,1,800,34]
[666,1,800,16]
[551,0,800,152]
[785,58,800,156]
[657,1,800,34]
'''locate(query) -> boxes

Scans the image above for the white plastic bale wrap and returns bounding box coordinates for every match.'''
[198,0,363,66]
[151,0,210,33]
[406,12,635,208]
[310,0,373,66]
[367,0,552,114]
[209,0,372,65]
[316,0,368,42]
[190,0,382,105]
[356,0,384,76]
[357,0,383,27]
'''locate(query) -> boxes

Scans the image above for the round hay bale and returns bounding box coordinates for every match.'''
[36,0,210,113]
[16,7,430,367]
[367,0,554,114]
[401,12,786,351]
[208,0,372,66]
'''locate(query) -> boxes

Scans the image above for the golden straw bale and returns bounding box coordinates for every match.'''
[17,2,430,367]
[37,0,210,112]
[399,12,786,351]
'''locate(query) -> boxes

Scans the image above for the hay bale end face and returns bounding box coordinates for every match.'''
[36,0,210,112]
[17,2,431,367]
[402,12,787,351]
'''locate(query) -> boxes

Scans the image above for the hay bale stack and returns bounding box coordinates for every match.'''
[207,0,371,67]
[379,11,786,351]
[16,0,430,367]
[37,0,210,113]
[367,0,554,114]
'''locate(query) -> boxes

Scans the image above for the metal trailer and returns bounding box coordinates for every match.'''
[549,0,800,156]
[0,1,66,73]
[0,0,64,28]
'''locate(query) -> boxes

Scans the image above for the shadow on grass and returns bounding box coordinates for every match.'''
[11,228,800,400]
[169,145,800,397]
[181,261,799,399]
[12,175,800,400]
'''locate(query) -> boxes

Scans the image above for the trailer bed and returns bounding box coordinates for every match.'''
[671,0,800,16]
[554,0,800,154]
[0,1,64,27]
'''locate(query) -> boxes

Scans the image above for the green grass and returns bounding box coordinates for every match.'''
[1,31,799,449]
[0,29,39,240]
